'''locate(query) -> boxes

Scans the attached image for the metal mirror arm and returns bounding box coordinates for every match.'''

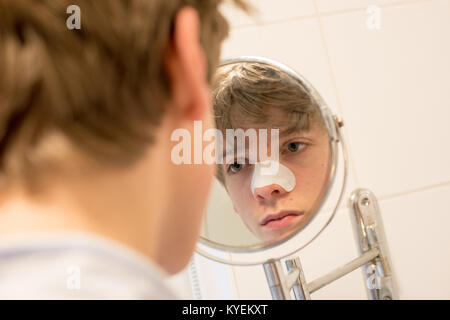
[262,257,310,300]
[283,189,395,300]
[306,247,380,295]
[263,260,296,300]
[286,257,311,300]
[346,188,396,300]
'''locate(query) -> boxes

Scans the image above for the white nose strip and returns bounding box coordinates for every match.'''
[251,160,296,196]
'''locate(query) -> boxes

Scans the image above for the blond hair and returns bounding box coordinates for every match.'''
[0,0,249,186]
[212,61,322,184]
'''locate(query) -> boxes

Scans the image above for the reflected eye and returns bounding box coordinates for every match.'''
[229,163,244,173]
[287,142,306,153]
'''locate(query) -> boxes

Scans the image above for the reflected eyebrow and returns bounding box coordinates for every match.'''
[221,129,309,157]
[219,125,316,159]
[279,126,311,136]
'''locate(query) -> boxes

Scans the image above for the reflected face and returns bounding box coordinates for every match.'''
[222,109,330,242]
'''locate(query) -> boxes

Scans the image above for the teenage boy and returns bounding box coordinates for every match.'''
[0,0,247,299]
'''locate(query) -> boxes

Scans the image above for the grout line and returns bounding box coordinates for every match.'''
[311,0,360,188]
[230,0,435,30]
[377,180,450,202]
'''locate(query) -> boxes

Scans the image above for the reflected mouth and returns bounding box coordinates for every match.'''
[260,210,305,229]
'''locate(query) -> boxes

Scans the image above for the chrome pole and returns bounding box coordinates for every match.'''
[263,260,292,300]
[285,257,310,300]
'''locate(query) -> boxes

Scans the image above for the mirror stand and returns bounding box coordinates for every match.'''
[263,257,310,300]
[262,188,396,300]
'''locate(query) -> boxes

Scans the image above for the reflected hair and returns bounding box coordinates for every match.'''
[212,61,323,184]
[0,0,250,189]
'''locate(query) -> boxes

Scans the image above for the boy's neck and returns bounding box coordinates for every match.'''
[0,155,166,268]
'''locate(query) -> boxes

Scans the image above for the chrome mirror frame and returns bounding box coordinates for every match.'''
[196,56,348,266]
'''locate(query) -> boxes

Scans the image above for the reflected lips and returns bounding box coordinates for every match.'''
[261,210,304,229]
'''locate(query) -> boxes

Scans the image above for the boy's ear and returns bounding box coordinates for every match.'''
[164,7,208,121]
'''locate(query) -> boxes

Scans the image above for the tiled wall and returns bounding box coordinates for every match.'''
[170,0,450,300]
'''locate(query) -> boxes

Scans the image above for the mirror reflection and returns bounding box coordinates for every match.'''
[201,58,332,249]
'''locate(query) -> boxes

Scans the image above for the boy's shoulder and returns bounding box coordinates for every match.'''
[0,232,177,300]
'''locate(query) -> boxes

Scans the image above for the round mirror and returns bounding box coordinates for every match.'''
[197,56,345,265]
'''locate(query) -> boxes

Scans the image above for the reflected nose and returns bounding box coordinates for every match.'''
[253,184,287,201]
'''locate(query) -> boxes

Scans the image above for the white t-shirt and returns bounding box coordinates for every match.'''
[0,232,178,299]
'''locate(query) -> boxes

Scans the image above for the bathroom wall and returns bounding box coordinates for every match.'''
[169,0,450,299]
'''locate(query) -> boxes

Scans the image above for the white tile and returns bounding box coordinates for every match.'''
[221,0,315,28]
[309,269,367,299]
[221,18,340,116]
[316,0,420,13]
[378,184,450,299]
[321,0,450,197]
[231,264,273,299]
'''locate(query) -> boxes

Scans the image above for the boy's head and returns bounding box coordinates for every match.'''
[0,0,248,274]
[0,0,243,181]
[212,61,331,242]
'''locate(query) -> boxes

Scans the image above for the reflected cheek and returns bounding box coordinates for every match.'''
[233,191,258,223]
[288,171,321,202]
[234,192,251,215]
